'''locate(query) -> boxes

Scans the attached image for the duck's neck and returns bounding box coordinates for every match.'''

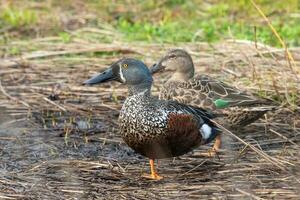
[128,82,152,97]
[167,65,195,83]
[168,72,192,82]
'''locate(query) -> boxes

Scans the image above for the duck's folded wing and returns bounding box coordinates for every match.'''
[195,75,272,107]
[164,75,273,109]
[166,100,217,120]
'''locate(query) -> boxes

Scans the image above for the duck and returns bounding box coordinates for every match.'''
[83,58,221,180]
[150,49,276,156]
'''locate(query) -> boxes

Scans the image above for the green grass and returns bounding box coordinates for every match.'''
[113,0,300,46]
[58,32,72,43]
[0,7,37,28]
[116,17,300,46]
[0,0,299,47]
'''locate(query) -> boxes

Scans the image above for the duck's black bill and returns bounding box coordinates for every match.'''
[149,63,161,74]
[83,68,114,85]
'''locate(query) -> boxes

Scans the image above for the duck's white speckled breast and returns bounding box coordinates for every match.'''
[119,93,170,145]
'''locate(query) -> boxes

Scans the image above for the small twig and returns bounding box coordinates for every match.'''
[179,160,208,177]
[232,144,250,163]
[60,190,84,194]
[0,195,16,200]
[21,46,142,60]
[29,161,48,171]
[97,137,123,144]
[250,0,298,78]
[0,118,27,126]
[42,97,67,112]
[0,80,31,108]
[211,120,288,170]
[269,129,299,147]
[235,188,266,200]
[254,26,258,49]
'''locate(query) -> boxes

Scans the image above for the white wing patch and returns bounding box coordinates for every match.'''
[200,123,212,140]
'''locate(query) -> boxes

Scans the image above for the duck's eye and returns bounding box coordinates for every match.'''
[122,63,128,69]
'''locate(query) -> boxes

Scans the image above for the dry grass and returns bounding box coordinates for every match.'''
[0,30,300,199]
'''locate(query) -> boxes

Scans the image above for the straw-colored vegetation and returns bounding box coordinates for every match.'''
[0,0,299,199]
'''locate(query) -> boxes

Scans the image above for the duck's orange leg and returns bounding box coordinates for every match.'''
[142,159,163,180]
[212,134,221,152]
[200,134,222,157]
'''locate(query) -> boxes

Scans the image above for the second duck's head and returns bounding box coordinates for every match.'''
[84,58,153,94]
[151,49,194,81]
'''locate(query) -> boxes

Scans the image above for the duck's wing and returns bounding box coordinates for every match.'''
[193,74,273,108]
[166,100,216,121]
[160,75,273,110]
[159,81,217,110]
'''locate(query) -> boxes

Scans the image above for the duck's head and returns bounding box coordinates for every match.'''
[150,49,194,81]
[83,58,153,94]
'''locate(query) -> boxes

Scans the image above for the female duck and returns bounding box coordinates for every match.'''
[150,49,276,156]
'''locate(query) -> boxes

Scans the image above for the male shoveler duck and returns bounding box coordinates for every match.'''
[150,49,276,156]
[84,58,221,180]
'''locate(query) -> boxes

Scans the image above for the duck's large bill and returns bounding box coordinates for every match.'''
[83,68,114,85]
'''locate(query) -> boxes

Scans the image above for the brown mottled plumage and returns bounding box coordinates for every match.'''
[123,112,203,159]
[119,90,218,159]
[151,49,276,129]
